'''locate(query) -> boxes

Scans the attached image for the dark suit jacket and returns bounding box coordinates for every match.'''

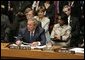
[70,1,81,18]
[70,16,80,47]
[1,14,11,41]
[17,26,46,46]
[70,16,80,37]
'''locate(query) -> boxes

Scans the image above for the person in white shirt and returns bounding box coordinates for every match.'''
[51,13,71,47]
[34,7,50,43]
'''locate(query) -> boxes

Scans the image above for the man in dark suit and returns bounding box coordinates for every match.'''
[19,9,41,30]
[16,18,46,46]
[1,5,11,42]
[63,5,80,47]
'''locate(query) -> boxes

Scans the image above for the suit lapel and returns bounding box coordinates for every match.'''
[25,29,30,42]
[33,28,38,41]
[70,16,73,27]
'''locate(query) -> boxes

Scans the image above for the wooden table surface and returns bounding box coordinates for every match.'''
[1,43,84,59]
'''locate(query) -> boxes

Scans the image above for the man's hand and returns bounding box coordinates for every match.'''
[31,42,39,47]
[54,35,61,40]
[15,40,21,45]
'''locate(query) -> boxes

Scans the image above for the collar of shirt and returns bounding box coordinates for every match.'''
[68,15,71,25]
[59,24,67,29]
[30,30,35,36]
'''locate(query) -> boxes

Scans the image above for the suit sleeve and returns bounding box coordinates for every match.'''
[46,4,55,18]
[71,17,80,37]
[40,29,46,45]
[16,28,25,40]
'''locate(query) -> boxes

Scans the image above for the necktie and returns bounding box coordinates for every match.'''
[30,32,34,42]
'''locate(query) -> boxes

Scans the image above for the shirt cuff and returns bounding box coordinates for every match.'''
[37,42,41,45]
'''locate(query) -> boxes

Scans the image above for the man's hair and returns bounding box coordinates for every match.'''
[38,6,46,13]
[63,5,71,11]
[27,18,38,27]
[59,12,68,25]
[24,8,35,15]
[37,6,46,16]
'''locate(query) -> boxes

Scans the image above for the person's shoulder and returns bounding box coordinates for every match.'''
[34,16,39,21]
[34,16,38,18]
[44,17,49,19]
[65,25,71,30]
[20,27,27,31]
[54,24,60,27]
[71,16,79,20]
[44,17,50,21]
[37,26,45,32]
[34,16,39,19]
[20,20,26,24]
[39,26,44,30]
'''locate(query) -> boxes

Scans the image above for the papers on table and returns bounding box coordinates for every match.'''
[10,44,18,46]
[9,43,46,49]
[69,48,84,53]
[20,44,31,47]
[31,45,46,49]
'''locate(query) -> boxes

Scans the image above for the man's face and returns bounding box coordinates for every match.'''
[27,20,35,31]
[63,8,71,16]
[25,11,34,19]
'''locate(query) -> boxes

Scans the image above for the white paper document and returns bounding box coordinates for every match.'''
[69,48,84,53]
[31,45,46,49]
[9,43,46,49]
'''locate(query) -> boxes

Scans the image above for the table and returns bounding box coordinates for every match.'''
[1,43,84,59]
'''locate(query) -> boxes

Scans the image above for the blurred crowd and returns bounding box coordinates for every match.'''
[1,1,84,47]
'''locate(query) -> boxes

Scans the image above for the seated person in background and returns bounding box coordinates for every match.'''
[34,7,50,43]
[16,18,46,46]
[78,25,84,48]
[62,5,80,47]
[19,7,33,30]
[19,7,41,30]
[1,6,11,42]
[51,13,71,47]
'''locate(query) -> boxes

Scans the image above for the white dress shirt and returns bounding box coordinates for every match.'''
[51,24,71,41]
[51,24,71,46]
[68,15,71,25]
